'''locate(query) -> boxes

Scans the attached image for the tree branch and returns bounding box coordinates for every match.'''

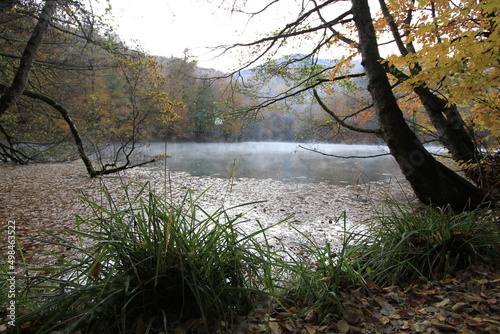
[378,0,409,56]
[299,145,390,159]
[312,0,356,46]
[242,70,366,113]
[313,88,382,135]
[19,86,97,176]
[1,83,155,177]
[215,2,351,74]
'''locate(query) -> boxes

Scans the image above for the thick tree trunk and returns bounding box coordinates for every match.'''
[351,0,485,209]
[0,0,57,117]
[413,87,478,163]
[378,0,479,165]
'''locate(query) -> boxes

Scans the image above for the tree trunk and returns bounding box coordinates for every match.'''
[0,0,57,117]
[20,88,98,177]
[351,0,485,209]
[4,85,156,177]
[378,0,479,165]
[413,87,478,163]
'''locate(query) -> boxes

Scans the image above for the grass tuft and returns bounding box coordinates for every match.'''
[348,202,500,285]
[2,178,498,333]
[6,182,287,333]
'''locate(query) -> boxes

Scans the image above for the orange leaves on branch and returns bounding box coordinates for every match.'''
[329,54,357,79]
[471,92,500,139]
[356,110,375,127]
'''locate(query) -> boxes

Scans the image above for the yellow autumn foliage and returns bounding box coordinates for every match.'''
[381,0,499,140]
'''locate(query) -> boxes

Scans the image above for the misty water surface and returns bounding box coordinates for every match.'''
[141,142,402,185]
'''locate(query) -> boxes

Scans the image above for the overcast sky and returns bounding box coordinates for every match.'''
[98,0,295,71]
[97,0,379,72]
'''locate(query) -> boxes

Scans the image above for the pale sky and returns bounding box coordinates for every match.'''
[96,0,376,72]
[98,0,296,72]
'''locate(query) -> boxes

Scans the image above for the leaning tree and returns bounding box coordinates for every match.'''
[0,0,180,176]
[213,0,498,208]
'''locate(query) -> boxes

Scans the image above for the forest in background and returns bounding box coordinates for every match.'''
[1,1,499,332]
[0,0,498,203]
[0,1,418,168]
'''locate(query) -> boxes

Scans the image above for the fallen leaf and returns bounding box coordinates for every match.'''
[434,298,450,307]
[305,323,317,334]
[337,319,350,333]
[268,322,281,334]
[451,302,467,312]
[430,322,457,332]
[91,259,102,278]
[435,312,446,322]
[135,315,146,334]
[483,318,500,325]
[278,321,297,332]
[461,293,482,302]
[343,308,363,324]
[401,321,412,330]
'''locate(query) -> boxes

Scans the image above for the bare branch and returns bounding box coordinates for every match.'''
[312,0,356,46]
[299,145,390,159]
[313,88,382,135]
[229,0,280,16]
[214,2,352,74]
[242,69,366,113]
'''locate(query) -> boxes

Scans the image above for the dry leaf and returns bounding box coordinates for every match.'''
[337,319,350,333]
[451,302,467,312]
[430,322,457,332]
[135,315,146,334]
[434,298,450,307]
[91,259,102,278]
[268,321,281,333]
[305,323,317,334]
[435,312,446,322]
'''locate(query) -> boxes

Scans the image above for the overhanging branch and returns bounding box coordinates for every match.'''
[0,83,155,176]
[243,71,366,113]
[299,145,391,159]
[313,88,382,135]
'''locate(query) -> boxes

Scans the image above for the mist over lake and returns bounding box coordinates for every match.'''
[140,142,402,185]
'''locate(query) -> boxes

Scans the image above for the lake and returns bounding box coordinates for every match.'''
[140,142,402,185]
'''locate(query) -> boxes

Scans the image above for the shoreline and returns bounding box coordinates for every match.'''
[0,161,416,265]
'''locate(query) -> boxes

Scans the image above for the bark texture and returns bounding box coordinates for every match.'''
[378,0,479,165]
[413,86,478,163]
[351,0,485,209]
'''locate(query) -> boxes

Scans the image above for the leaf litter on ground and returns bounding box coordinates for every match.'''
[1,160,499,333]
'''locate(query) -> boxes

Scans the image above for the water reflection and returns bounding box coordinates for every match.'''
[141,142,402,185]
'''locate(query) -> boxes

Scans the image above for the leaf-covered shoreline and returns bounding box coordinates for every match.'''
[0,160,412,265]
[1,161,499,333]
